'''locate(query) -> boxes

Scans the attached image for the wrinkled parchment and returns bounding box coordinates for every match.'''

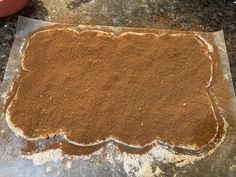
[0,16,235,177]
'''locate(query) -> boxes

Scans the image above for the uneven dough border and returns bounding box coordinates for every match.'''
[5,27,227,152]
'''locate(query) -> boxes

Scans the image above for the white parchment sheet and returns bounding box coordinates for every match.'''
[0,16,235,177]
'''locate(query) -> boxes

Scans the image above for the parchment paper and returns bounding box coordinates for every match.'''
[0,16,235,177]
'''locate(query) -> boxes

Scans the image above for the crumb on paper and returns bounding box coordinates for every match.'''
[46,166,52,172]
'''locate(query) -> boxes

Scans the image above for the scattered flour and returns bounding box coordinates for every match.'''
[46,166,52,172]
[0,130,5,134]
[137,164,163,177]
[154,166,163,176]
[21,140,222,176]
[66,161,72,169]
[22,149,63,166]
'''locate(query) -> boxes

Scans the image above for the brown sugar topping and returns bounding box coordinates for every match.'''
[6,26,224,150]
[22,140,103,156]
